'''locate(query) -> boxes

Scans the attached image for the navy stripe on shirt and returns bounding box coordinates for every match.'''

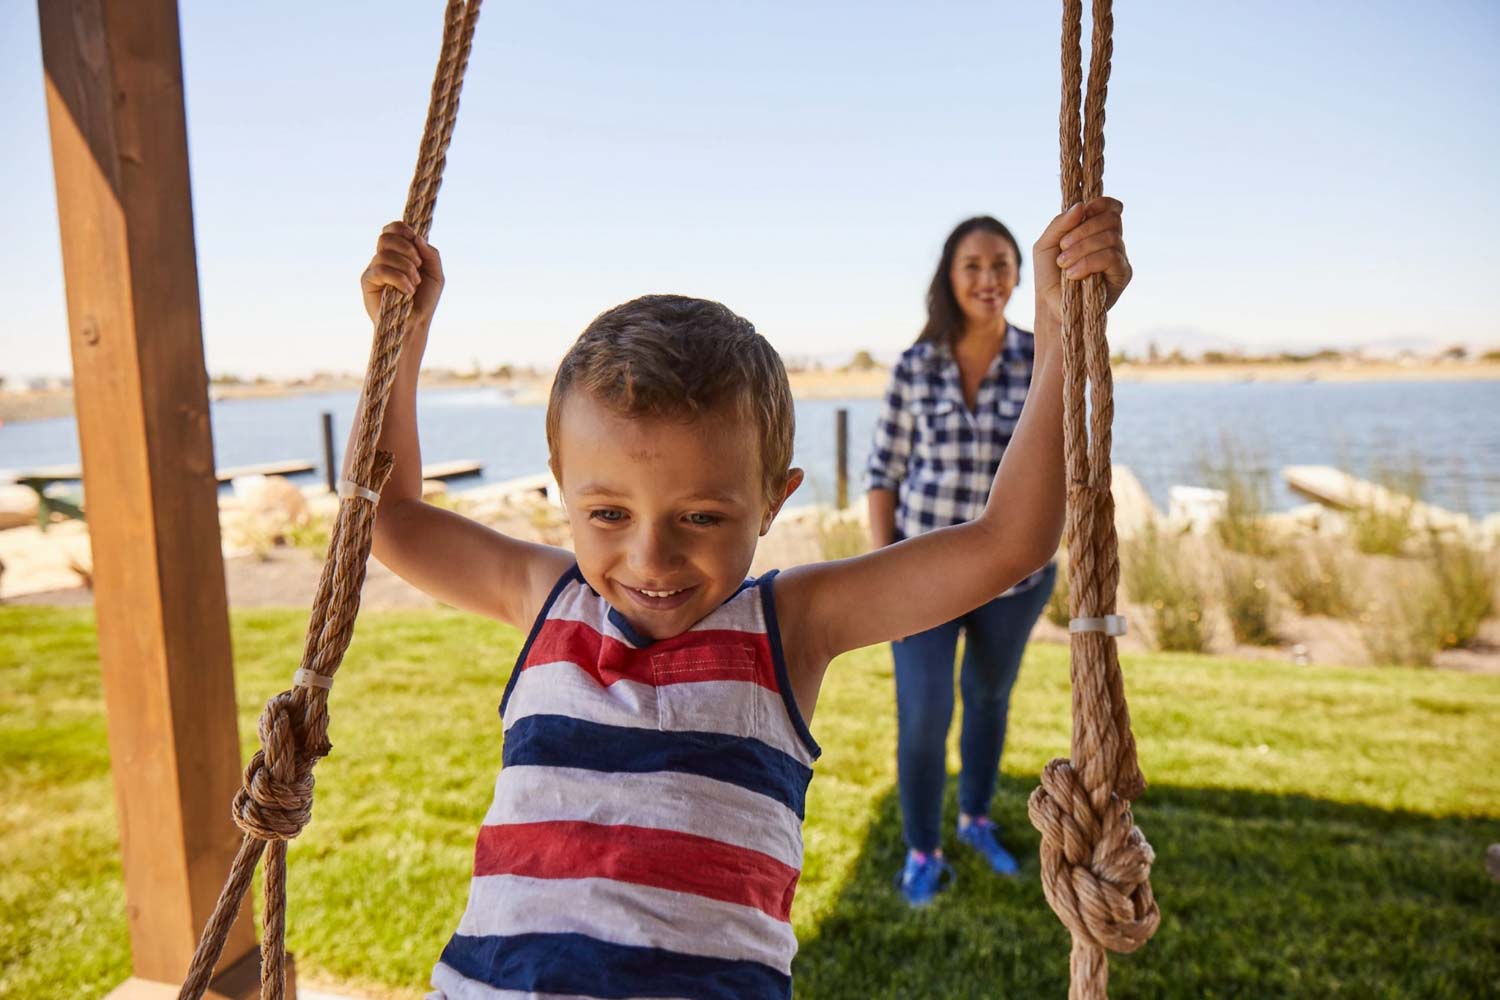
[441,931,792,1000]
[502,714,813,819]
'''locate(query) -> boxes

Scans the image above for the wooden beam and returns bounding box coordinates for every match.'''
[36,2,269,995]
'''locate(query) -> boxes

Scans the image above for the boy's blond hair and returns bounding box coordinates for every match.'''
[546,295,796,503]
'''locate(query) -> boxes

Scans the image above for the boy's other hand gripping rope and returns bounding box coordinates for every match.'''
[1026,2,1160,998]
[175,3,482,998]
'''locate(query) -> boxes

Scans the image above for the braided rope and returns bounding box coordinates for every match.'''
[1026,2,1159,997]
[176,4,481,996]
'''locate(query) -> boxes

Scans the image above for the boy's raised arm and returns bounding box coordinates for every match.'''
[349,222,573,630]
[779,199,1128,665]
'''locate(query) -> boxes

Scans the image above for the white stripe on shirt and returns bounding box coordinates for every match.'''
[502,659,814,764]
[482,765,804,871]
[454,874,797,974]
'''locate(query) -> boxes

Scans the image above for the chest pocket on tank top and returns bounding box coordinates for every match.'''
[651,643,762,741]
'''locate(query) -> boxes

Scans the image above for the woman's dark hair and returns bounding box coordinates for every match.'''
[917,216,1024,347]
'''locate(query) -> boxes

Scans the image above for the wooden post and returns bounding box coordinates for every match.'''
[37,2,281,996]
[835,407,849,510]
[321,411,337,494]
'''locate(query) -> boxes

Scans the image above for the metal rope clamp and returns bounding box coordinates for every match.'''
[292,669,334,691]
[1069,614,1128,637]
[337,479,380,503]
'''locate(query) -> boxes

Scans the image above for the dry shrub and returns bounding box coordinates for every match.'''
[1123,523,1212,653]
[1277,541,1360,618]
[283,512,334,558]
[1045,562,1071,628]
[523,499,572,546]
[1360,539,1496,666]
[1221,555,1278,646]
[1348,461,1423,556]
[1425,535,1496,651]
[222,512,280,562]
[817,512,868,562]
[1202,439,1279,557]
[1360,569,1439,667]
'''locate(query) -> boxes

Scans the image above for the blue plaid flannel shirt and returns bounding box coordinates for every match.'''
[865,326,1049,596]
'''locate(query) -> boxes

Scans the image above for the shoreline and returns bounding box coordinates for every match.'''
[4,360,1499,423]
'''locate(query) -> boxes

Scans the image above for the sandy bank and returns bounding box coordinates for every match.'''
[6,360,1498,423]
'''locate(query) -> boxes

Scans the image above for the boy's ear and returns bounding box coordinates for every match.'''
[760,468,804,536]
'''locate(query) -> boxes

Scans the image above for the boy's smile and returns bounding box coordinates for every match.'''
[554,391,800,641]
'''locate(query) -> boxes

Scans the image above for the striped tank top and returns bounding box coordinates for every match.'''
[430,565,821,1000]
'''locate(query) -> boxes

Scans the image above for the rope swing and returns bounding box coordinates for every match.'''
[174,3,1152,998]
[177,3,482,997]
[1027,1,1161,998]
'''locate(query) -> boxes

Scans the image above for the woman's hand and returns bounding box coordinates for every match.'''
[1033,197,1130,323]
[361,221,445,331]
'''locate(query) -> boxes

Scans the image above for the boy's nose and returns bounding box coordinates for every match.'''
[629,524,683,577]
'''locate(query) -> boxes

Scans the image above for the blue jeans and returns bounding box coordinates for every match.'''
[892,563,1057,853]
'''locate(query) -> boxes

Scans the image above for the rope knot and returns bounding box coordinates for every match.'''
[230,691,326,842]
[1027,757,1159,954]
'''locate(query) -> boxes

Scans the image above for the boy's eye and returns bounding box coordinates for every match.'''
[589,509,626,524]
[685,512,722,527]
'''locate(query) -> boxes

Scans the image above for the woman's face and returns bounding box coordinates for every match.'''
[949,229,1019,330]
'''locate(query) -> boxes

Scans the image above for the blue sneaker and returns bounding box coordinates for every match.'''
[896,850,954,907]
[957,817,1020,876]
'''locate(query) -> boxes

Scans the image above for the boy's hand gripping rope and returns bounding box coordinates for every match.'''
[1026,2,1161,998]
[175,3,482,998]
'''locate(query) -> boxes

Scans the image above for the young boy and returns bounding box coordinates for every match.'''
[357,198,1129,999]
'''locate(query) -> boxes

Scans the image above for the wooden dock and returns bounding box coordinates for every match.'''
[421,460,483,481]
[6,457,484,490]
[217,460,315,481]
[1284,464,1471,533]
[0,464,84,484]
[4,459,317,485]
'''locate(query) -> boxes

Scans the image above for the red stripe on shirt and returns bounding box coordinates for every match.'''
[474,820,799,922]
[522,617,779,692]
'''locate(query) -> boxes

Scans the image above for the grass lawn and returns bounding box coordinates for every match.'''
[3,605,1499,998]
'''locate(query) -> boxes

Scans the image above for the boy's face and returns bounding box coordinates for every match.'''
[555,391,799,641]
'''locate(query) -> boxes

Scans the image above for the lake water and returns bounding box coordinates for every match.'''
[3,380,1498,516]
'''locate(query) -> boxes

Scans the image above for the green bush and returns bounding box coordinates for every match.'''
[1221,556,1278,646]
[1123,523,1212,653]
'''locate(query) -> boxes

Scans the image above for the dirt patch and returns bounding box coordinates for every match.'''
[7,496,1496,675]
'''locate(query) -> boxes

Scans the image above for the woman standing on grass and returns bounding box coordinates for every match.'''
[866,215,1059,906]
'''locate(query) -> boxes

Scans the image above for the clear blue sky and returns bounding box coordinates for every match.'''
[4,1,1498,379]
